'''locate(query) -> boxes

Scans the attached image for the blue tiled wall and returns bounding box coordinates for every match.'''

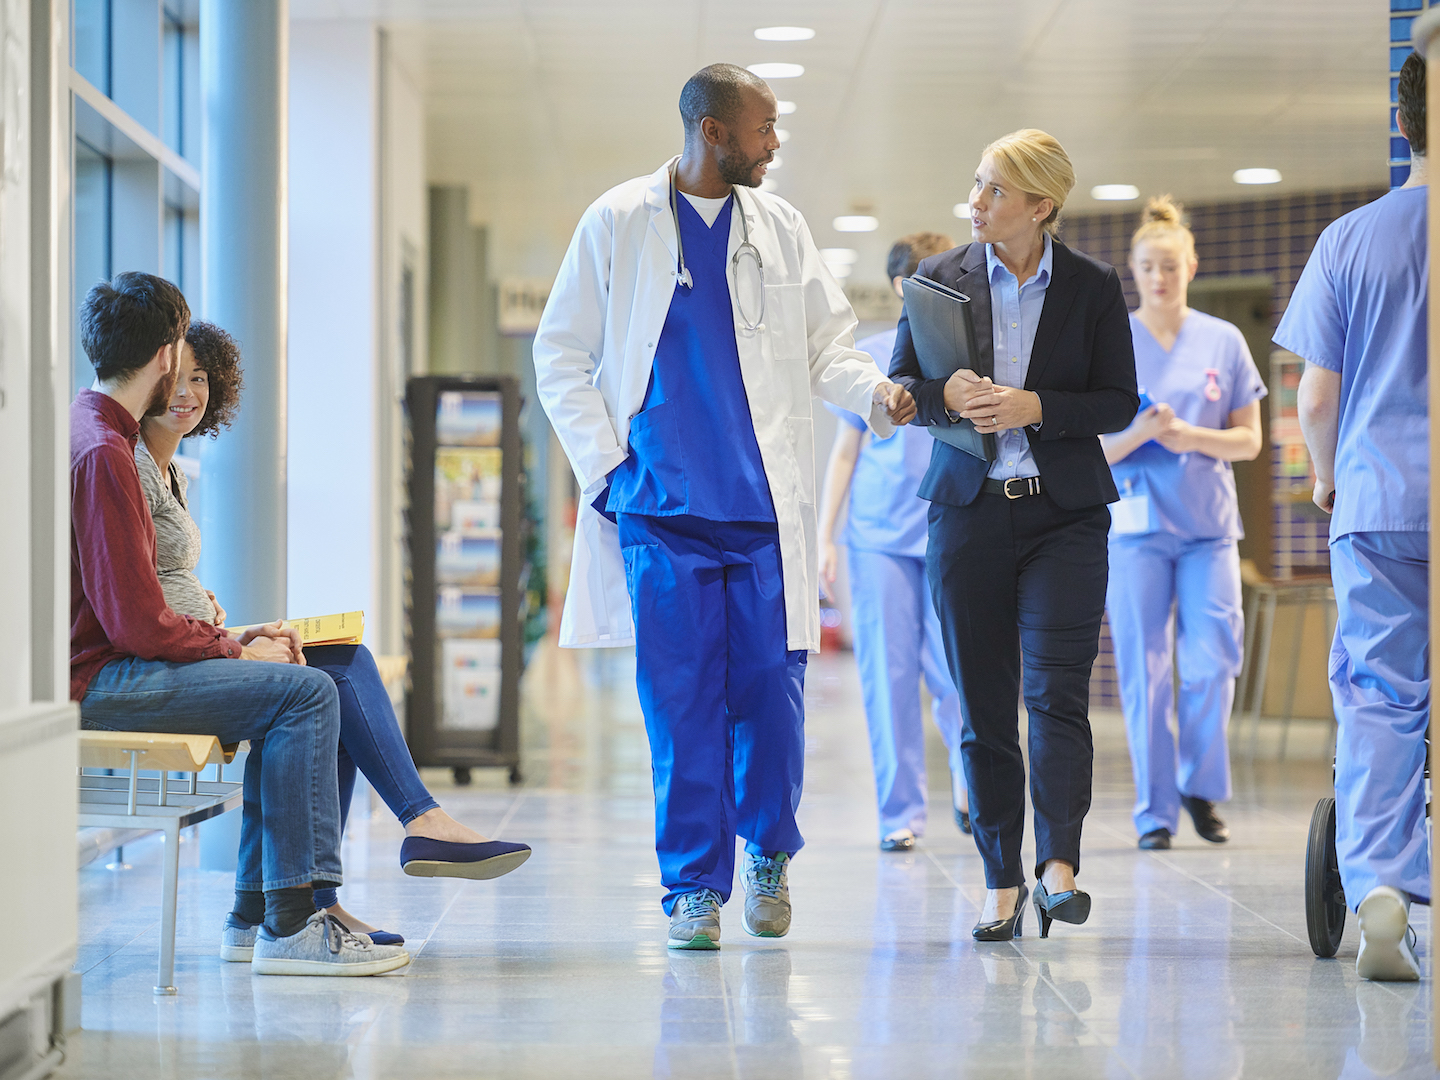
[1391,0,1433,188]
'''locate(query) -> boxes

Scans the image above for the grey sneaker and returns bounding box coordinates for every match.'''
[252,912,410,977]
[1356,886,1421,982]
[220,916,257,962]
[742,852,792,938]
[668,888,723,950]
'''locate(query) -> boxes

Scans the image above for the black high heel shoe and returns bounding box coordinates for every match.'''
[1033,880,1092,939]
[973,884,1028,942]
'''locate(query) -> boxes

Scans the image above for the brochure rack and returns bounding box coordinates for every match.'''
[405,375,524,784]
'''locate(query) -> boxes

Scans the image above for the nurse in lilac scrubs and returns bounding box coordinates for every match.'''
[1100,197,1267,851]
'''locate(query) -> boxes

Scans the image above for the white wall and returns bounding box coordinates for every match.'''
[287,20,378,623]
[287,20,426,652]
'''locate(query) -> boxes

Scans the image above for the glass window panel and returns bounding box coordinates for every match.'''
[73,0,111,94]
[163,13,182,154]
[73,139,112,396]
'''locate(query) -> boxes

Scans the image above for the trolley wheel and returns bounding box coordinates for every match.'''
[1305,796,1347,958]
[508,765,523,786]
[452,766,472,786]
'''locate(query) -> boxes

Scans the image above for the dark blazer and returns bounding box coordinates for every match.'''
[889,239,1138,510]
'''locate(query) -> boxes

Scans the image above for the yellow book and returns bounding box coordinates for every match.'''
[228,611,364,647]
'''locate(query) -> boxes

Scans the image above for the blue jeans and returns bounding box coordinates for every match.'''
[81,657,343,890]
[238,645,439,892]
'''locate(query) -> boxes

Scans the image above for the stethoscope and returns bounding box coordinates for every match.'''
[669,164,766,333]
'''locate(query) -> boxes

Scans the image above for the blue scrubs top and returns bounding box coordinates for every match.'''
[827,328,931,558]
[606,193,775,522]
[1111,310,1267,541]
[1272,185,1429,541]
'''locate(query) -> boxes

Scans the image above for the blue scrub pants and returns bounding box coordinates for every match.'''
[617,513,808,915]
[847,547,963,839]
[1329,531,1430,908]
[1106,533,1242,836]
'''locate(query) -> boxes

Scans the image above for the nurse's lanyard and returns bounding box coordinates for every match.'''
[669,164,766,332]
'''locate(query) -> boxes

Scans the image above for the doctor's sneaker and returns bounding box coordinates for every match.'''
[220,914,257,962]
[668,888,723,950]
[742,852,792,938]
[1181,796,1230,844]
[1356,886,1421,982]
[251,912,411,977]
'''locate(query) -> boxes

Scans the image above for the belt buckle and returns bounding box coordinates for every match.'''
[1003,477,1038,500]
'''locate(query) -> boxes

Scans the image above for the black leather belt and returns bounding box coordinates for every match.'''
[982,477,1043,500]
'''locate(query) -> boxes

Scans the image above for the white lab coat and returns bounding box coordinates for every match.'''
[534,158,897,652]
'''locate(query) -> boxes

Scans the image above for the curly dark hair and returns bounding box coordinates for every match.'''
[185,321,244,438]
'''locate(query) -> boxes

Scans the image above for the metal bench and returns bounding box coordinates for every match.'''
[77,732,243,995]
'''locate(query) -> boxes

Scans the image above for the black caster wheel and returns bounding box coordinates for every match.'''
[453,766,472,786]
[508,765,523,786]
[1305,796,1346,958]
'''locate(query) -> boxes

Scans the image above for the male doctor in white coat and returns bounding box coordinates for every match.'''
[534,63,915,950]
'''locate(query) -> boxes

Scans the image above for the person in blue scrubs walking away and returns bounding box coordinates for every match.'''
[817,231,972,853]
[1275,52,1429,983]
[1101,197,1266,851]
[534,64,915,951]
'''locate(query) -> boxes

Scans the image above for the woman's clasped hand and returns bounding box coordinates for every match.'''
[943,367,1044,434]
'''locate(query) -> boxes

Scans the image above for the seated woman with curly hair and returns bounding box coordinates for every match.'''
[135,320,531,957]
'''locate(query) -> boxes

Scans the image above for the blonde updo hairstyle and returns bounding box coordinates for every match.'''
[981,129,1076,235]
[1130,195,1197,268]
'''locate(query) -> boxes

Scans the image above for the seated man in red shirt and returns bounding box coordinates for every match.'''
[71,271,407,977]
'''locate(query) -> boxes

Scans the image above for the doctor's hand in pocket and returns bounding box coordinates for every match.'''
[874,382,916,425]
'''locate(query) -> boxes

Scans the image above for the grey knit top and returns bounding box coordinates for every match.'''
[134,440,215,622]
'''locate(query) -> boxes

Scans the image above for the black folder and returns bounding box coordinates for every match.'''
[900,275,996,462]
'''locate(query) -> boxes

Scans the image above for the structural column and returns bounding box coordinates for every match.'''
[196,0,288,624]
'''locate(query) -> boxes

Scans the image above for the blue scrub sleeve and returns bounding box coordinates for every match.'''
[823,399,867,431]
[1225,327,1268,414]
[1273,228,1344,373]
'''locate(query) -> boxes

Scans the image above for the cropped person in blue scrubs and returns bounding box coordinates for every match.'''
[1101,197,1266,852]
[1275,51,1429,983]
[817,231,970,853]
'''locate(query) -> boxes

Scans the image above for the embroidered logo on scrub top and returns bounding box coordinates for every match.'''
[1203,369,1222,402]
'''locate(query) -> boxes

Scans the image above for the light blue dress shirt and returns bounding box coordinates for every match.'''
[984,234,1051,481]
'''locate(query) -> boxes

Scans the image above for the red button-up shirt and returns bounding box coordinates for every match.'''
[70,389,242,702]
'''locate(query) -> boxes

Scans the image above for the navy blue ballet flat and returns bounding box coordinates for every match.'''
[399,836,532,880]
[364,929,405,946]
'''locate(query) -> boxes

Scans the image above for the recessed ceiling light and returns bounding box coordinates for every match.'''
[748,63,804,79]
[776,129,791,143]
[1233,168,1281,185]
[820,248,859,264]
[766,155,784,170]
[777,101,796,115]
[1091,184,1139,201]
[953,202,971,219]
[755,26,815,41]
[827,263,854,279]
[833,215,878,233]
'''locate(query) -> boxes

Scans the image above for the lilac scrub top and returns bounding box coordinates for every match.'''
[1109,310,1267,541]
[1272,185,1429,542]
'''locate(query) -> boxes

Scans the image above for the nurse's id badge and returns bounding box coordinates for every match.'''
[1111,477,1151,535]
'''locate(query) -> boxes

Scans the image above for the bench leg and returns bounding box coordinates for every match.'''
[156,820,180,995]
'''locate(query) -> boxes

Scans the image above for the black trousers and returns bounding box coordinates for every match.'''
[927,491,1110,889]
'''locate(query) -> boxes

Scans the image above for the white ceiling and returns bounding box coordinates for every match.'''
[294,0,1391,284]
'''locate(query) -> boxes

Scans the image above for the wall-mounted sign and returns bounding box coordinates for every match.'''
[498,278,552,337]
[845,283,901,323]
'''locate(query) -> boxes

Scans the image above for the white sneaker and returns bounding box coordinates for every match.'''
[252,912,410,977]
[1356,886,1421,982]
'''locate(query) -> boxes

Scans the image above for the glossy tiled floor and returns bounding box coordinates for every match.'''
[56,645,1435,1079]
